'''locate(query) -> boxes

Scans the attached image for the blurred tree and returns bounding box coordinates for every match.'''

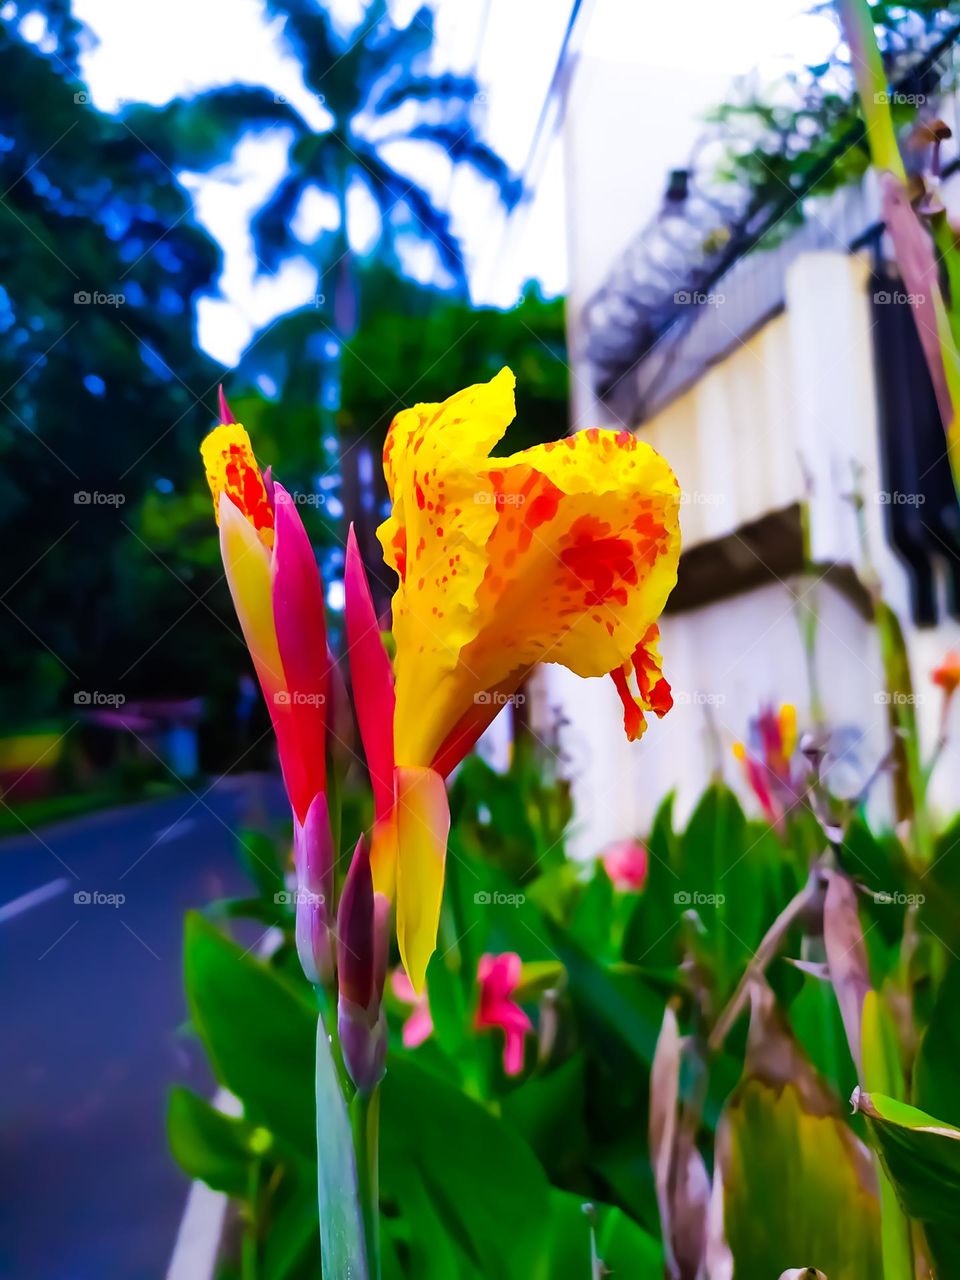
[151,267,568,611]
[124,0,522,516]
[0,18,233,729]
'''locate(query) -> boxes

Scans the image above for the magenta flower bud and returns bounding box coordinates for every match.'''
[293,792,335,985]
[218,384,236,424]
[337,837,389,1095]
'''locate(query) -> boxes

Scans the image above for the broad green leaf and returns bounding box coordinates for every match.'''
[260,1167,321,1280]
[183,911,316,1158]
[546,1192,661,1280]
[862,993,912,1280]
[501,1054,587,1175]
[381,1056,551,1280]
[166,1086,271,1198]
[717,983,880,1279]
[915,956,960,1128]
[854,1090,960,1275]
[720,1079,880,1278]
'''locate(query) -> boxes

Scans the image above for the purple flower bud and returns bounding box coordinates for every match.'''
[337,838,389,1094]
[293,792,334,985]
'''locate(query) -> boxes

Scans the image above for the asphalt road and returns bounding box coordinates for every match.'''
[0,775,288,1280]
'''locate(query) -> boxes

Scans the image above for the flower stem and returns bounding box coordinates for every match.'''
[350,1087,381,1279]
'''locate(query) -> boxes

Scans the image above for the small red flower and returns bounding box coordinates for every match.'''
[475,952,533,1076]
[601,839,649,892]
[932,651,960,698]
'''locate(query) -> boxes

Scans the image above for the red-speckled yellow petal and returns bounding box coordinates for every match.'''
[201,423,274,545]
[445,429,679,754]
[379,370,516,765]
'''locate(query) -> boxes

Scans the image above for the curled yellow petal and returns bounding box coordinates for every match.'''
[218,493,283,696]
[201,422,274,545]
[395,765,450,994]
[379,370,681,766]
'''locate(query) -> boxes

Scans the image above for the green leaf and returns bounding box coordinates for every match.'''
[721,1078,881,1278]
[861,993,913,1280]
[166,1086,270,1198]
[381,1056,551,1280]
[718,984,881,1279]
[183,911,316,1158]
[546,1192,661,1279]
[425,924,469,1059]
[501,1054,587,1175]
[854,1090,960,1274]
[915,956,960,1128]
[234,827,287,902]
[314,1017,370,1280]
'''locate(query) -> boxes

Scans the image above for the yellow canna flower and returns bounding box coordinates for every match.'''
[377,367,681,988]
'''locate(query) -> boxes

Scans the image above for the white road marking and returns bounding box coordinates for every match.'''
[0,876,70,923]
[153,817,197,844]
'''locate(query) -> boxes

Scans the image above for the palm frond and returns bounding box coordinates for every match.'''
[356,148,467,291]
[405,124,523,208]
[121,87,307,170]
[262,0,340,95]
[369,72,480,118]
[358,4,434,87]
[251,172,310,272]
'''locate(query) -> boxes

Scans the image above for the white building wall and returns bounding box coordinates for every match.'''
[538,243,960,857]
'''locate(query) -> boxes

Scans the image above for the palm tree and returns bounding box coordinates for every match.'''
[126,0,521,487]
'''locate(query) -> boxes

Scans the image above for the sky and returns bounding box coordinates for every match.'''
[66,0,836,367]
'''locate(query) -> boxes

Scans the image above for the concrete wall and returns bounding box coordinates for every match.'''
[538,249,960,857]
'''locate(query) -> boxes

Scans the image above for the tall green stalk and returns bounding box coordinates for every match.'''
[314,1012,371,1279]
[351,1088,381,1279]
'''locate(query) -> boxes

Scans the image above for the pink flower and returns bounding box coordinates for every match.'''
[475,952,533,1076]
[390,968,434,1049]
[601,839,649,892]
